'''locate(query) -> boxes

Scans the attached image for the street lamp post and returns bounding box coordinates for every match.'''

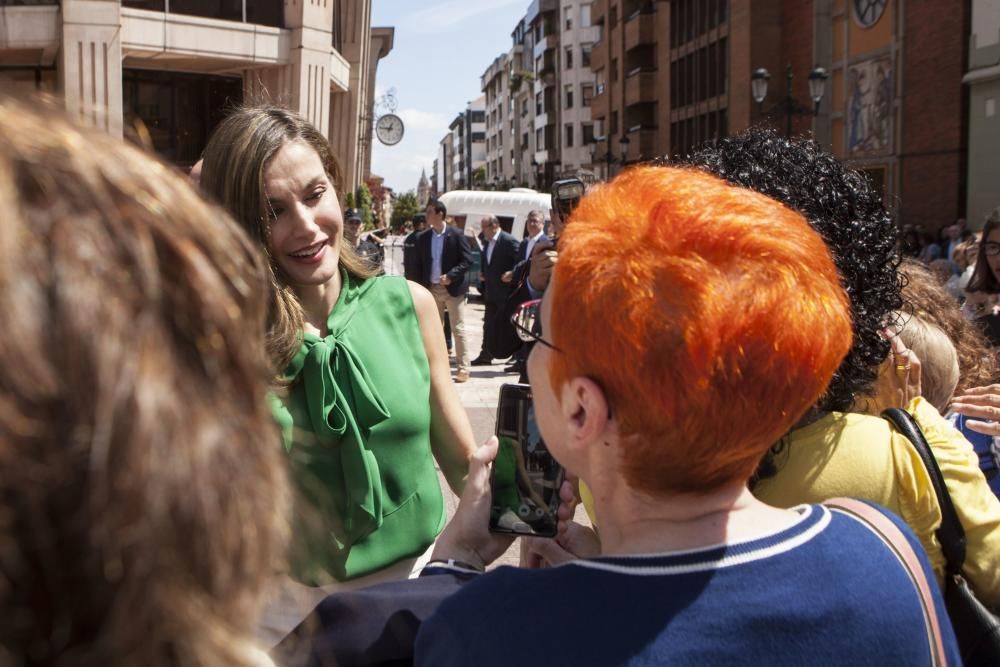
[619,135,631,170]
[752,64,829,137]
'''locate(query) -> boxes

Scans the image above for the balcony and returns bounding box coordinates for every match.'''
[624,68,657,106]
[591,0,606,25]
[624,127,658,162]
[589,41,607,72]
[624,9,656,51]
[122,1,284,28]
[591,86,608,120]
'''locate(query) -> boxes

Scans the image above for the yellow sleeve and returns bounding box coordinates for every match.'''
[904,397,1000,606]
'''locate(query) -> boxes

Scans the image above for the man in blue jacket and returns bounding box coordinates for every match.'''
[418,199,474,382]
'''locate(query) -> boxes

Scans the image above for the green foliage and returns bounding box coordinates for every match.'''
[344,191,355,208]
[354,183,375,229]
[472,166,487,189]
[390,190,422,231]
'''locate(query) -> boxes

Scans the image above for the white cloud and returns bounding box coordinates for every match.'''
[405,0,525,33]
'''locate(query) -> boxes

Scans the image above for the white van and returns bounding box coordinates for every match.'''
[438,188,552,240]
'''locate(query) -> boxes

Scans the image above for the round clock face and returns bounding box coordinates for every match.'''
[375,114,404,146]
[854,0,887,28]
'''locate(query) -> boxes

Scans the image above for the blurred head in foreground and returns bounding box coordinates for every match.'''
[0,95,287,666]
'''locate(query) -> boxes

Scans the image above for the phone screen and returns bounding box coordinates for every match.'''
[489,384,565,537]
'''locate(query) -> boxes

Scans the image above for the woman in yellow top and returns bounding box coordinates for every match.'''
[537,129,1000,607]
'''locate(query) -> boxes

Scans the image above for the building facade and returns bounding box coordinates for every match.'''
[0,0,391,192]
[557,0,600,179]
[966,0,1000,228]
[447,96,486,190]
[482,51,515,187]
[585,0,970,229]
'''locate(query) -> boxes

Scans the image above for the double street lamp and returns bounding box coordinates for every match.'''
[751,64,829,137]
[590,135,632,181]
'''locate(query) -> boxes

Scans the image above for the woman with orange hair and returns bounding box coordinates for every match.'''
[414,166,958,666]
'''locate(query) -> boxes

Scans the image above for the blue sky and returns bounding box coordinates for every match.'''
[370,0,529,194]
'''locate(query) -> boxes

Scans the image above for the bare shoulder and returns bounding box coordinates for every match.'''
[407,280,435,313]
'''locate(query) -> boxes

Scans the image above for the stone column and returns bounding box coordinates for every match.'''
[59,0,123,137]
[284,0,334,136]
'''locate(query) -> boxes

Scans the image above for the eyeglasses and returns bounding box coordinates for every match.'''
[984,242,1000,257]
[511,299,560,351]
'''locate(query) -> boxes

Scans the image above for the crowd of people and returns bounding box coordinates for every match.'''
[2,92,999,666]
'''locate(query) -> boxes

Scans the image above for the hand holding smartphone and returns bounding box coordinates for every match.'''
[489,384,565,538]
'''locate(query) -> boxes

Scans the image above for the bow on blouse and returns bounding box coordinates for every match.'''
[284,331,391,546]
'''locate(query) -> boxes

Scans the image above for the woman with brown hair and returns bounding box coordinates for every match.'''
[965,208,1000,343]
[199,106,476,638]
[0,95,287,665]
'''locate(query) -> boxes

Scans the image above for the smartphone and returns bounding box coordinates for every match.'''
[489,383,565,537]
[551,178,585,220]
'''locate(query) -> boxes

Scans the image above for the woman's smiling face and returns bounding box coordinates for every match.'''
[263,139,343,288]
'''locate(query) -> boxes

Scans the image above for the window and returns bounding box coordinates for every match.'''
[498,129,503,147]
[535,21,543,41]
[582,83,595,106]
[582,123,595,145]
[610,4,618,27]
[536,92,543,115]
[522,131,529,148]
[611,110,619,134]
[565,84,574,109]
[565,124,575,147]
[536,128,544,148]
[522,98,529,116]
[581,3,592,27]
[564,5,573,30]
[581,43,592,68]
[565,47,574,70]
[611,58,619,83]
[535,55,542,76]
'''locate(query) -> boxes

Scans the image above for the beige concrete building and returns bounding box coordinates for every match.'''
[0,0,391,191]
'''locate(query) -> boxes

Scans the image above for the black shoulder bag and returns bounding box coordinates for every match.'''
[883,407,1000,667]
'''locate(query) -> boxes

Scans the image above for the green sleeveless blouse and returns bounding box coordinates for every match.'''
[270,270,445,583]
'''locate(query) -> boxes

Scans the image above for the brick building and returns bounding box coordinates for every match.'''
[586,0,970,229]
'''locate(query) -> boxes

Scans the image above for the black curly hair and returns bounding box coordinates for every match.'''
[666,128,903,413]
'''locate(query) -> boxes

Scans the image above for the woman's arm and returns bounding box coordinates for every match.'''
[408,281,477,494]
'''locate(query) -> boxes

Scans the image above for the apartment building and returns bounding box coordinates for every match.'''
[481,51,515,186]
[448,96,486,190]
[510,16,537,186]
[557,1,599,178]
[0,0,392,192]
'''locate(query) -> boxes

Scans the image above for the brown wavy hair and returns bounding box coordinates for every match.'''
[200,105,377,374]
[900,258,999,391]
[0,95,288,666]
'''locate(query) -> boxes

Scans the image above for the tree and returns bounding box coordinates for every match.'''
[354,182,375,229]
[344,191,355,208]
[472,165,486,190]
[390,191,421,232]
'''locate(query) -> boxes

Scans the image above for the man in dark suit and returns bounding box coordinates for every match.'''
[472,216,520,366]
[418,199,474,382]
[403,214,427,282]
[499,209,549,373]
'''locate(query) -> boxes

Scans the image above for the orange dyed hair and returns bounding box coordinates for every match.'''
[549,166,853,495]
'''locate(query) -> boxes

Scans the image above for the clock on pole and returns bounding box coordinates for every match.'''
[376,113,404,146]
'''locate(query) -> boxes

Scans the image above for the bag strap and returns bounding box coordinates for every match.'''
[882,407,966,574]
[826,497,947,667]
